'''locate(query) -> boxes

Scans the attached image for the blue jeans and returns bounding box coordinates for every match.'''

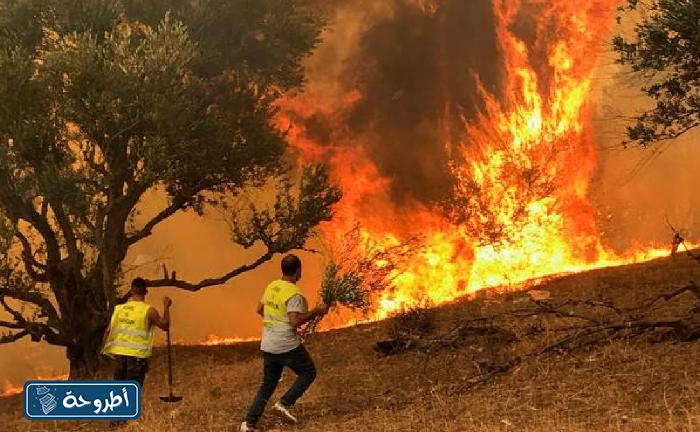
[244,345,317,425]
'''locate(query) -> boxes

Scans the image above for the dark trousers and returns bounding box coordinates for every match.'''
[110,356,149,428]
[244,345,317,425]
[113,355,149,387]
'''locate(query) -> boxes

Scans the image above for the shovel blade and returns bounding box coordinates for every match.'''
[160,395,183,403]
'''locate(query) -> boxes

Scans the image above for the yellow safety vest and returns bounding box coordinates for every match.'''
[102,301,154,358]
[263,280,304,327]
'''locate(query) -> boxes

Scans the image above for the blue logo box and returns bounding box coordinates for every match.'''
[24,381,141,420]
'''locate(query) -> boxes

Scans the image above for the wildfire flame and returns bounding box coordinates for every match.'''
[271,0,692,324]
[200,335,260,346]
[202,1,693,344]
[1,374,68,398]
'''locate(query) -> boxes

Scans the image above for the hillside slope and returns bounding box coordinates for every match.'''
[3,252,700,432]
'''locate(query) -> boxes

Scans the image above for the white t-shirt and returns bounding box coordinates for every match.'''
[260,294,308,354]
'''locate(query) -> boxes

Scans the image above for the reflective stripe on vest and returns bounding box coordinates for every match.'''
[262,280,303,327]
[104,340,152,351]
[102,301,154,358]
[111,328,152,338]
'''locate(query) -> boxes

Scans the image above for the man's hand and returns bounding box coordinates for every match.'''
[314,303,330,317]
[289,303,331,328]
[149,297,172,330]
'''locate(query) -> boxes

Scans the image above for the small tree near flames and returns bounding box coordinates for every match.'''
[0,0,341,379]
[614,0,700,146]
[302,223,420,337]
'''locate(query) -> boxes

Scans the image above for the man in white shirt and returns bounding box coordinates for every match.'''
[240,255,329,432]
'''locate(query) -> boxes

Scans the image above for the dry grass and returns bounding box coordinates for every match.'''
[4,253,700,431]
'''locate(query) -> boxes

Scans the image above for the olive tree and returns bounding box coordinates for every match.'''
[0,0,341,378]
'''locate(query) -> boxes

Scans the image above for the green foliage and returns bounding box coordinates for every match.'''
[119,0,323,86]
[614,0,700,146]
[34,13,287,212]
[301,224,422,338]
[0,0,124,49]
[320,261,370,310]
[317,223,421,311]
[229,164,342,253]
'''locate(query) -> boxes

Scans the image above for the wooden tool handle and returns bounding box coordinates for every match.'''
[166,329,174,394]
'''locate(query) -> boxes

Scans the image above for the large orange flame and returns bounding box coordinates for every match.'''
[264,0,696,326]
[267,0,692,325]
[205,0,687,345]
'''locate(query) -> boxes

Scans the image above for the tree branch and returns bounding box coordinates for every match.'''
[96,180,151,309]
[126,197,188,246]
[0,302,66,344]
[0,320,24,330]
[0,172,62,264]
[104,121,142,149]
[0,319,65,345]
[0,297,62,343]
[638,281,700,308]
[144,251,274,291]
[0,329,29,344]
[48,200,81,267]
[20,205,61,263]
[14,230,48,282]
[0,287,60,328]
[0,296,26,324]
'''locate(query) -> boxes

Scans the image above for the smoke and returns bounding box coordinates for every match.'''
[300,0,501,207]
[299,0,700,252]
[589,22,700,251]
[594,135,700,251]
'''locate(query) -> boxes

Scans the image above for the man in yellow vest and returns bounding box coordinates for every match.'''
[240,254,329,432]
[102,277,172,387]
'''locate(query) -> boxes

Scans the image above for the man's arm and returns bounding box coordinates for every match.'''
[288,303,329,328]
[148,297,172,331]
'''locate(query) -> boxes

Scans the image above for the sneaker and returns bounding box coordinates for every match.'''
[239,421,258,432]
[273,402,297,424]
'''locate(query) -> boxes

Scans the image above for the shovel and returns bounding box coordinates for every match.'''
[160,329,182,403]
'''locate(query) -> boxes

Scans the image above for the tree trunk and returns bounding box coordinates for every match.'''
[67,344,103,380]
[66,314,109,380]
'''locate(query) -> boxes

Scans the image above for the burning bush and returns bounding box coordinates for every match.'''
[301,223,421,337]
